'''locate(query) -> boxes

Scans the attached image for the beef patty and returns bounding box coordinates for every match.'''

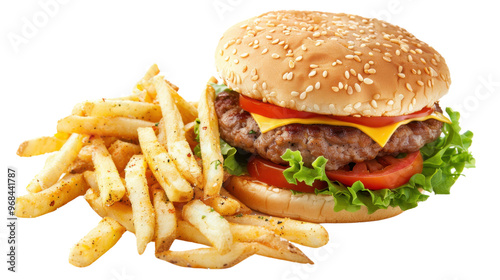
[215,91,443,171]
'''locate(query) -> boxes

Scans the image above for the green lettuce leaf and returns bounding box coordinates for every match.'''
[209,83,231,95]
[281,108,474,214]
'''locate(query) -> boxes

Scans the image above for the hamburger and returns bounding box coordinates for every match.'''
[208,11,474,223]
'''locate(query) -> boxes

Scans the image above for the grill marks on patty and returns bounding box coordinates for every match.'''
[215,91,443,171]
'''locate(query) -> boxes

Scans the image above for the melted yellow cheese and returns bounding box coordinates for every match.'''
[251,111,451,147]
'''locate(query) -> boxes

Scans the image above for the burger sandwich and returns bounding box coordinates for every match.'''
[205,11,474,223]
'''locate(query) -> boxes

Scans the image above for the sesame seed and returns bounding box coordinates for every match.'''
[234,59,239,64]
[417,80,424,86]
[296,56,303,61]
[371,100,378,108]
[301,45,307,51]
[383,56,391,62]
[408,104,413,111]
[262,48,269,54]
[289,60,295,69]
[309,70,317,77]
[291,91,299,96]
[344,71,350,79]
[350,69,357,76]
[282,73,287,80]
[347,86,353,95]
[287,72,294,80]
[363,78,373,84]
[310,64,319,68]
[387,100,394,106]
[367,69,376,74]
[232,49,237,54]
[354,83,361,92]
[266,35,272,40]
[354,102,361,109]
[397,73,406,78]
[406,83,413,92]
[299,92,307,99]
[251,75,259,81]
[323,71,328,78]
[345,54,354,59]
[306,85,314,92]
[271,53,280,59]
[331,86,339,92]
[313,31,321,37]
[262,82,267,90]
[429,67,438,77]
[240,53,249,58]
[373,93,381,99]
[408,55,413,62]
[315,82,321,89]
[313,104,320,111]
[339,82,344,89]
[357,74,363,82]
[344,105,353,113]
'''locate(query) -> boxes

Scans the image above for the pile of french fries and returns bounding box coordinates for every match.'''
[15,64,329,269]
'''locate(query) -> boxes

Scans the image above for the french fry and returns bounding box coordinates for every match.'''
[183,121,198,150]
[155,242,257,269]
[68,217,126,267]
[220,187,252,214]
[151,185,176,253]
[229,223,312,264]
[72,100,162,122]
[172,92,198,124]
[84,188,135,233]
[15,174,89,218]
[182,199,233,253]
[124,155,155,254]
[67,144,94,174]
[225,214,329,248]
[176,219,210,245]
[203,195,241,216]
[57,116,154,139]
[153,76,202,188]
[91,137,126,206]
[136,64,161,95]
[26,133,86,193]
[83,171,98,192]
[176,220,311,264]
[17,136,67,157]
[138,127,193,202]
[108,140,142,173]
[198,82,224,198]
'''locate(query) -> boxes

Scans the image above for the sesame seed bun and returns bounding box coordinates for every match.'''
[224,176,403,223]
[215,11,451,116]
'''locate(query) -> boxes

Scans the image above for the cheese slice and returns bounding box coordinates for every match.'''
[251,111,451,147]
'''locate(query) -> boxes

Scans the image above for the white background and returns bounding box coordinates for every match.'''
[1,1,498,280]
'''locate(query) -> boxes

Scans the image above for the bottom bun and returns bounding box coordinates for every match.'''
[224,176,403,223]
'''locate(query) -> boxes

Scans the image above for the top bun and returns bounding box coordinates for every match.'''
[215,11,450,116]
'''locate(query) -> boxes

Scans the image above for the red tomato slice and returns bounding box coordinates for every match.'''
[247,156,327,193]
[239,94,434,127]
[247,151,423,192]
[326,151,423,190]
